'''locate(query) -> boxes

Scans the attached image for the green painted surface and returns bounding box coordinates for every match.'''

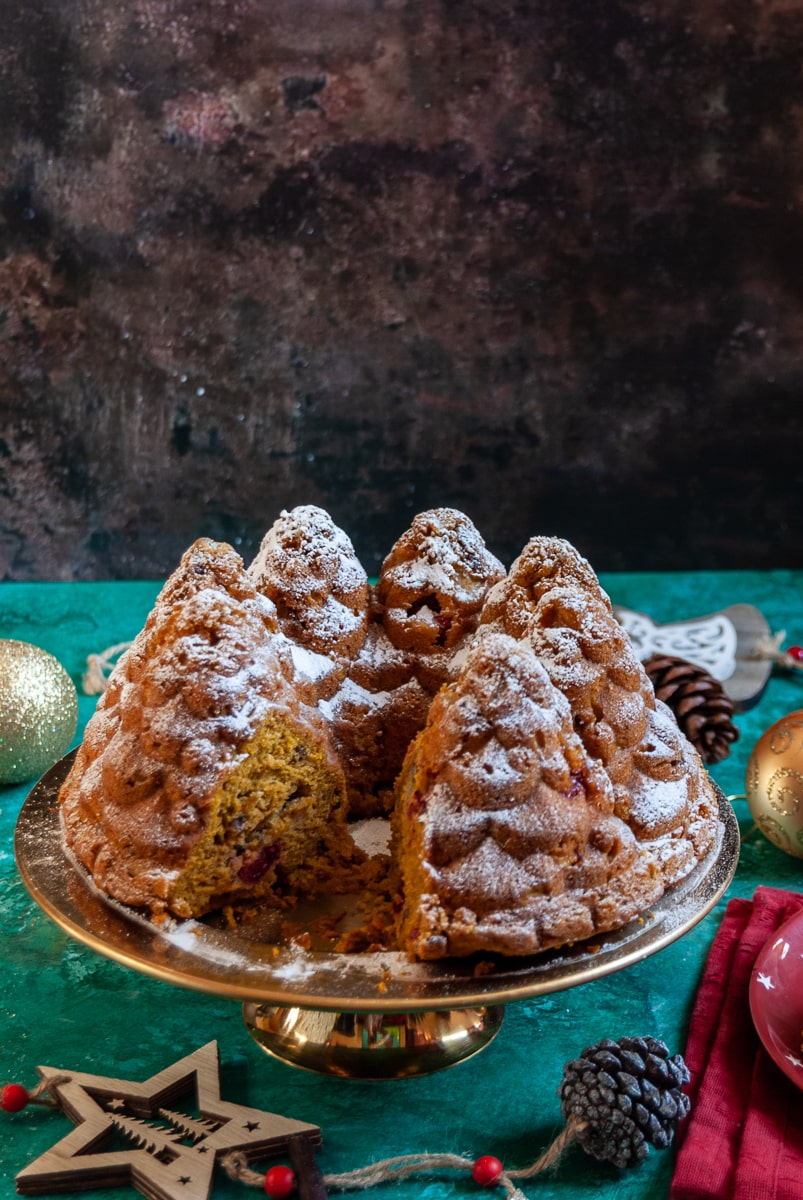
[1,572,802,1199]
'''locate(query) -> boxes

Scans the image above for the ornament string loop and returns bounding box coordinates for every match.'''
[1,1073,72,1111]
[506,1117,586,1180]
[221,1151,266,1188]
[82,642,133,695]
[28,1074,72,1108]
[751,631,803,672]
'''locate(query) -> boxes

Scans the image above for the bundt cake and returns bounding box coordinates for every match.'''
[58,507,722,959]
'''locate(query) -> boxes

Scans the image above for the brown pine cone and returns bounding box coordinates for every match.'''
[643,653,740,764]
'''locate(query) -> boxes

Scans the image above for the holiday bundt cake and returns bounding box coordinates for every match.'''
[58,507,722,957]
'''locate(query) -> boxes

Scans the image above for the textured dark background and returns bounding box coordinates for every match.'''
[2,0,803,581]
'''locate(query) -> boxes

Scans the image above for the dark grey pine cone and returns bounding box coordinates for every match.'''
[558,1035,691,1169]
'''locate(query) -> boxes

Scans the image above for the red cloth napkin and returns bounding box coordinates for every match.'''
[671,886,803,1200]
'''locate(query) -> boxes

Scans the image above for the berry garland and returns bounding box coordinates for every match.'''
[221,1138,577,1199]
[3,1037,690,1200]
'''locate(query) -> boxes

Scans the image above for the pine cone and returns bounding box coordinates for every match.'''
[558,1036,691,1169]
[643,653,739,764]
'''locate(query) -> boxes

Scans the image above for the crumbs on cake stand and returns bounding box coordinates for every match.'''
[213,829,398,955]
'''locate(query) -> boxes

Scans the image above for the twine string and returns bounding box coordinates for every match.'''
[28,1074,73,1108]
[506,1118,584,1180]
[324,1152,477,1190]
[220,1119,584,1195]
[750,631,803,671]
[221,1151,268,1188]
[82,642,133,695]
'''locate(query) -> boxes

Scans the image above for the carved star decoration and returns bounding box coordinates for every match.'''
[15,1041,321,1200]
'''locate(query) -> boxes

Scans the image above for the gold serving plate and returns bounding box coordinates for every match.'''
[15,752,739,1079]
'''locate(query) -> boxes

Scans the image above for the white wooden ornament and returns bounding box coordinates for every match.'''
[15,1041,322,1200]
[614,602,773,711]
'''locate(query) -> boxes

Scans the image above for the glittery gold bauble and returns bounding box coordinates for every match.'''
[0,640,78,784]
[745,709,803,858]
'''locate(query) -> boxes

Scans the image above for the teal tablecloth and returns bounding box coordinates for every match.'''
[2,572,803,1200]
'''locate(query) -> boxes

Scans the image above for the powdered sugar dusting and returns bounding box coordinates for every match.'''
[350,817,391,856]
[247,506,370,660]
[318,676,393,723]
[379,508,505,613]
[250,506,366,597]
[289,641,336,684]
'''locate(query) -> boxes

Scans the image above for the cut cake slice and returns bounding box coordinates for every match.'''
[60,538,351,918]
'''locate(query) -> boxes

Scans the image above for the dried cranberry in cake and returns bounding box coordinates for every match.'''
[238,842,281,884]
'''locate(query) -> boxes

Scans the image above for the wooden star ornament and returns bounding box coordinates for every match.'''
[14,1041,323,1200]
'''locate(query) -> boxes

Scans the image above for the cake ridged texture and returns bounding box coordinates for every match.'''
[321,507,505,817]
[247,505,370,703]
[480,537,719,890]
[60,538,350,918]
[59,512,722,956]
[394,630,664,959]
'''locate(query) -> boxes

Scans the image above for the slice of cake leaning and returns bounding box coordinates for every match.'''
[60,538,351,919]
[393,630,665,960]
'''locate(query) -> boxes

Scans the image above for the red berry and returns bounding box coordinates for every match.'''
[472,1155,503,1186]
[1,1084,29,1113]
[787,645,803,662]
[264,1165,296,1198]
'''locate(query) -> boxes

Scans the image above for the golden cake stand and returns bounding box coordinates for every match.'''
[15,752,739,1080]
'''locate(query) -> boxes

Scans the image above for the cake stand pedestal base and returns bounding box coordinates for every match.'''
[243,1003,505,1079]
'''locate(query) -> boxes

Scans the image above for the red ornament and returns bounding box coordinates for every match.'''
[264,1164,296,1198]
[472,1155,504,1186]
[1,1084,29,1113]
[787,645,803,662]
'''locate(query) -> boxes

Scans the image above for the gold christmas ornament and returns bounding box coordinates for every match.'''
[745,709,803,858]
[0,640,78,784]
